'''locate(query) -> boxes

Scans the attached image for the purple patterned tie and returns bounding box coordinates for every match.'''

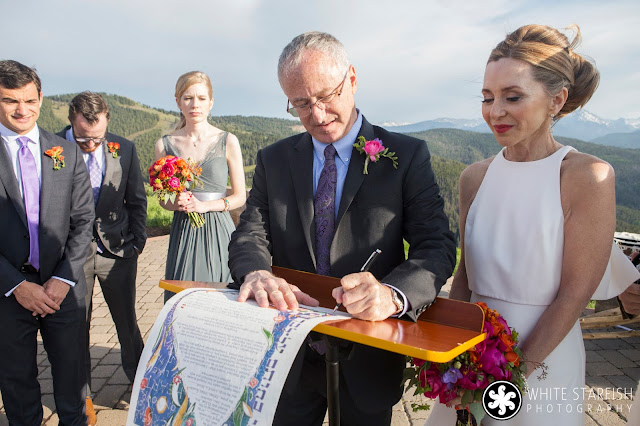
[17,136,40,270]
[314,144,337,275]
[87,152,102,205]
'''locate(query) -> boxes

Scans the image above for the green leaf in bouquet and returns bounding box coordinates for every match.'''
[169,192,176,204]
[474,389,483,402]
[511,329,520,341]
[468,402,486,425]
[519,362,528,375]
[461,389,474,406]
[403,366,418,390]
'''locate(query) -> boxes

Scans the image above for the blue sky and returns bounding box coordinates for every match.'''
[7,0,639,123]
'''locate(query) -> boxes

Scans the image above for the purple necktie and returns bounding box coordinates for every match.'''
[314,144,337,276]
[87,152,102,205]
[17,136,40,270]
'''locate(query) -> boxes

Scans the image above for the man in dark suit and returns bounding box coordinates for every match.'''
[58,91,147,421]
[229,32,456,425]
[0,60,94,425]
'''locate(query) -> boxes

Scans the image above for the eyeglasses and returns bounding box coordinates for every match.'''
[73,133,107,145]
[286,69,349,118]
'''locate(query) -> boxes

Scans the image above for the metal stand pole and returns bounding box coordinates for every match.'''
[324,335,340,426]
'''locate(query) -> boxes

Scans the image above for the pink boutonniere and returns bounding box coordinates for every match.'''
[353,136,398,174]
[107,142,120,158]
[44,146,65,170]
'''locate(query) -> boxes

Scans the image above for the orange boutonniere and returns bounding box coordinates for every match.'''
[107,142,120,158]
[44,146,65,170]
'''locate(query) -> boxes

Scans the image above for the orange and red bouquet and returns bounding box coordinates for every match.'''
[406,302,541,424]
[148,155,204,228]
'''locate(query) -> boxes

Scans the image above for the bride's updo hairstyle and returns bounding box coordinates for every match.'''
[174,71,213,130]
[488,24,600,120]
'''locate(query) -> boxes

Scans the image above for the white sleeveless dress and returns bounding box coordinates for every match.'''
[426,146,640,425]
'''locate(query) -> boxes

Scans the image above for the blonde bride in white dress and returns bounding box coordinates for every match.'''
[426,24,640,426]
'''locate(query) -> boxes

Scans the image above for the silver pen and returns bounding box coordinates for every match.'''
[331,249,382,314]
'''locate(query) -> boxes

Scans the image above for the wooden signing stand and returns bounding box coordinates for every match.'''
[160,266,485,425]
[580,309,640,339]
[580,234,640,340]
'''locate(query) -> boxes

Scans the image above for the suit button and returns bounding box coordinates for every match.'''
[24,234,29,239]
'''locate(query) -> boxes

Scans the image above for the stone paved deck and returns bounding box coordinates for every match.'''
[0,234,637,425]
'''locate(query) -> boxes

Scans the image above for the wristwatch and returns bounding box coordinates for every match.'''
[390,289,404,314]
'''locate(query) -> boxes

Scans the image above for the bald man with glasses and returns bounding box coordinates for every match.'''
[229,32,456,425]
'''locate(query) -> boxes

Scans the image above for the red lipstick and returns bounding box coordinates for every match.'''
[494,125,513,134]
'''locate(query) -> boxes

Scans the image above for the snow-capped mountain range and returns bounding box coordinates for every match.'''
[382,110,640,148]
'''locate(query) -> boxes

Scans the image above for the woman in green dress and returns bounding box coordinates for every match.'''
[155,71,245,302]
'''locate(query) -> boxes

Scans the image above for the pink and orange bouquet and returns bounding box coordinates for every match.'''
[149,155,204,228]
[406,302,540,424]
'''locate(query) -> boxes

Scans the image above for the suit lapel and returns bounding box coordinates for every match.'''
[290,133,317,267]
[0,139,28,228]
[39,130,55,222]
[335,117,375,227]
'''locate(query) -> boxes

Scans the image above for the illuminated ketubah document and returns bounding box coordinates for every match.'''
[127,288,347,425]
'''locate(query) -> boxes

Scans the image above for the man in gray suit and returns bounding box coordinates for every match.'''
[0,60,94,425]
[229,32,456,425]
[59,92,147,417]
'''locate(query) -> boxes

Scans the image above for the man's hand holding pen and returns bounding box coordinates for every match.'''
[331,248,403,321]
[332,272,400,321]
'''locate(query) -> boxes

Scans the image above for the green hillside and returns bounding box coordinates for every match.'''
[592,129,640,149]
[431,156,466,240]
[37,94,640,236]
[411,128,640,234]
[39,97,67,132]
[39,94,180,177]
[209,115,302,138]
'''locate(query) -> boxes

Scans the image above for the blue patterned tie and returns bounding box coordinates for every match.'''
[17,137,40,270]
[87,152,102,205]
[314,144,337,276]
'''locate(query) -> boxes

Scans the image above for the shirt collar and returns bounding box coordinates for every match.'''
[0,121,40,145]
[312,110,362,164]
